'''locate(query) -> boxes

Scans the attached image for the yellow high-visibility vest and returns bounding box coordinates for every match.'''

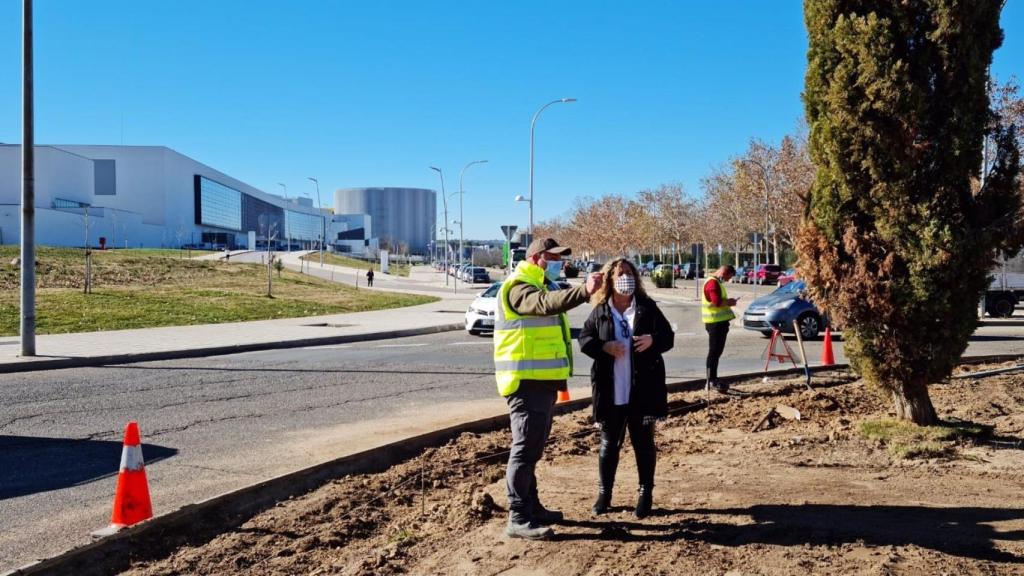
[493,262,572,396]
[701,276,736,324]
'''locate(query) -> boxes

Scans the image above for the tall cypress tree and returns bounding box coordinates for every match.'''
[799,1,1022,424]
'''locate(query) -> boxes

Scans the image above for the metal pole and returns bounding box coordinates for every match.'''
[20,0,35,357]
[458,159,488,274]
[529,98,576,237]
[278,182,291,252]
[307,177,323,266]
[430,167,448,286]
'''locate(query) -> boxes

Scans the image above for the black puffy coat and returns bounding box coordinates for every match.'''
[579,296,675,424]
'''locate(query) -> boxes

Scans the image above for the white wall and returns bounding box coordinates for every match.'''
[0,144,329,248]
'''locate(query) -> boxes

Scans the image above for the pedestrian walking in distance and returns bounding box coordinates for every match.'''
[579,258,674,518]
[703,265,738,393]
[493,237,603,540]
[366,267,374,287]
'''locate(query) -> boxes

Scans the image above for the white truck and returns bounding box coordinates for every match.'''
[985,252,1024,318]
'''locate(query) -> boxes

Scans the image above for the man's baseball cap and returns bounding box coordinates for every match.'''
[526,237,572,258]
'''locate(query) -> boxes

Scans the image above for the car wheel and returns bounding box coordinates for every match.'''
[797,313,821,340]
[987,296,1016,318]
[468,329,480,336]
[760,330,774,338]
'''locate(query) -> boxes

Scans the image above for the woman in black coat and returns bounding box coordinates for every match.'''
[579,258,674,518]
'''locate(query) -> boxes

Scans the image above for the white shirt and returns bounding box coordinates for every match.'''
[609,299,636,406]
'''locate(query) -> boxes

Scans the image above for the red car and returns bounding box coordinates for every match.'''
[748,264,784,285]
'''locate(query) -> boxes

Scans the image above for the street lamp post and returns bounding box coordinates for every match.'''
[430,167,449,287]
[739,158,772,300]
[277,182,291,252]
[307,177,324,266]
[21,0,35,356]
[458,159,488,272]
[528,98,576,236]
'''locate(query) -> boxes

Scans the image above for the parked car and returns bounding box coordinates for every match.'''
[641,261,662,276]
[732,266,749,283]
[680,263,703,280]
[585,261,603,274]
[465,280,569,336]
[470,266,490,284]
[750,264,784,285]
[777,268,798,286]
[466,282,501,335]
[742,280,829,340]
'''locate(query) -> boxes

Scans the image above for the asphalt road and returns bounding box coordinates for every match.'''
[2,298,1022,571]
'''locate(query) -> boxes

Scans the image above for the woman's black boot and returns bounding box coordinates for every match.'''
[592,490,612,515]
[634,485,653,519]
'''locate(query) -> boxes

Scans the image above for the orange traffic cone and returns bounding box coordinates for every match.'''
[92,421,153,538]
[821,327,835,366]
[556,389,571,403]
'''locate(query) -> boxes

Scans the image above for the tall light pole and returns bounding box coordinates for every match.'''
[739,158,772,267]
[307,177,324,266]
[458,159,488,271]
[529,98,576,237]
[737,157,771,301]
[430,167,449,286]
[277,182,291,252]
[21,0,35,356]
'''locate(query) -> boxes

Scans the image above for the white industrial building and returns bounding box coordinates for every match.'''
[0,145,388,256]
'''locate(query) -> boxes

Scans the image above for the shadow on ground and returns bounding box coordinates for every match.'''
[0,435,177,500]
[554,504,1024,563]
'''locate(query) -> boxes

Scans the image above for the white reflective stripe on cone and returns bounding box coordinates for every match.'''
[119,445,145,471]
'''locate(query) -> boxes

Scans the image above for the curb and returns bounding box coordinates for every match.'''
[7,354,1020,575]
[0,323,464,374]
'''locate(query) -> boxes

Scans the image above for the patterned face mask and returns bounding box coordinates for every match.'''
[614,274,636,296]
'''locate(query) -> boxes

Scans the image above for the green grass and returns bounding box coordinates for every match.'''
[859,419,993,459]
[0,246,436,335]
[301,252,411,277]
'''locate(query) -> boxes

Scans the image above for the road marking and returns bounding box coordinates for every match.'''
[375,343,430,348]
[449,341,492,346]
[301,344,352,350]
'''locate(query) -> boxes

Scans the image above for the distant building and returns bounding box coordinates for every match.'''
[334,187,436,254]
[0,144,378,256]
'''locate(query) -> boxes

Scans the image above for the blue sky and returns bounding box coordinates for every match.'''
[0,1,1020,240]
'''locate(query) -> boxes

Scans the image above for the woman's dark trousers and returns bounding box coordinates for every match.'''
[594,405,656,515]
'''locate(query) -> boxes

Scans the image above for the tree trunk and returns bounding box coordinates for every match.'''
[891,385,938,425]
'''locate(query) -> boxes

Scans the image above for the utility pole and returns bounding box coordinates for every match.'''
[307,177,324,266]
[21,0,35,356]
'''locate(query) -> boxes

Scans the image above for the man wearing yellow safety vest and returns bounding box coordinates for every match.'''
[495,237,603,540]
[703,265,738,393]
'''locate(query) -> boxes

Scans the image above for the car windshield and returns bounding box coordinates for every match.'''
[774,280,806,295]
[482,283,502,297]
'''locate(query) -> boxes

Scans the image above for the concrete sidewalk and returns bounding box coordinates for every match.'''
[0,299,466,373]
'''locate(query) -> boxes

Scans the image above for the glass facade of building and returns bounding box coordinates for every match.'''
[286,210,324,242]
[192,174,325,248]
[195,176,242,231]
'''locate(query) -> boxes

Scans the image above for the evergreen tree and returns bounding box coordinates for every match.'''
[799,0,1022,424]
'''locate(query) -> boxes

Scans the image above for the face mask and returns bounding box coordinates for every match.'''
[614,274,636,296]
[544,261,563,281]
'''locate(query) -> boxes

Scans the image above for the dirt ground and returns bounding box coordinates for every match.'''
[122,363,1024,576]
